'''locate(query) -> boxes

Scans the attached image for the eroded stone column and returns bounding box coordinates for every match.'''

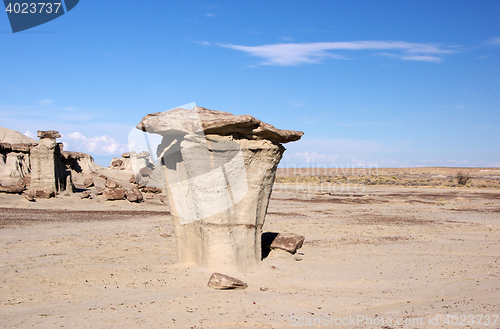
[29,130,65,197]
[136,107,303,271]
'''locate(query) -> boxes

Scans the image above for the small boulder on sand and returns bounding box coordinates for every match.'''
[125,187,143,203]
[207,273,248,290]
[102,187,126,201]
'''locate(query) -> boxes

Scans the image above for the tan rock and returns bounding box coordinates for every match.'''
[207,273,248,290]
[140,186,162,194]
[136,106,303,271]
[22,190,35,201]
[83,178,94,188]
[28,134,65,197]
[102,187,126,200]
[80,191,91,199]
[137,106,303,143]
[34,190,55,199]
[105,180,121,188]
[110,158,123,167]
[125,187,143,202]
[139,167,152,176]
[0,183,25,194]
[263,232,305,254]
[37,130,61,139]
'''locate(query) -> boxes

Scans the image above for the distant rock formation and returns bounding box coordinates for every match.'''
[137,106,303,271]
[0,127,37,184]
[62,151,102,174]
[28,131,67,198]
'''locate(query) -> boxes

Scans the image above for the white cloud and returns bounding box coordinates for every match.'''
[24,130,36,139]
[39,99,54,105]
[61,132,127,155]
[218,40,456,66]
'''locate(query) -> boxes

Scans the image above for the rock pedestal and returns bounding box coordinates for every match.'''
[28,131,66,197]
[137,106,303,271]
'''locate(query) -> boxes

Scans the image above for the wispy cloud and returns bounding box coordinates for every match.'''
[484,37,500,47]
[192,40,211,46]
[218,40,457,66]
[39,99,54,105]
[205,13,216,17]
[61,132,127,155]
[400,55,441,62]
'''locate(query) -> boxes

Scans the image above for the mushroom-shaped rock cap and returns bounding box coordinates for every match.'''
[136,106,303,143]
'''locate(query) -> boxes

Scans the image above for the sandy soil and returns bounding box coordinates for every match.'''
[1,184,499,328]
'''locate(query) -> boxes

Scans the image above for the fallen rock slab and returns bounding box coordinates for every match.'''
[102,187,126,201]
[80,191,91,199]
[207,273,248,290]
[140,186,162,194]
[0,183,25,194]
[33,190,55,199]
[264,233,305,254]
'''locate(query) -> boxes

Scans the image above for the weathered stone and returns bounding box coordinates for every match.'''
[125,187,143,202]
[102,187,126,200]
[96,188,106,195]
[19,176,30,187]
[129,174,137,184]
[105,179,121,188]
[34,190,55,199]
[207,273,248,290]
[137,106,303,143]
[139,167,152,176]
[140,186,162,194]
[263,232,305,254]
[110,158,123,167]
[65,174,75,193]
[0,183,25,194]
[98,174,107,180]
[83,178,94,188]
[23,190,35,202]
[80,191,91,199]
[28,132,66,196]
[136,106,303,271]
[37,130,61,139]
[145,194,155,199]
[61,151,102,174]
[121,152,131,158]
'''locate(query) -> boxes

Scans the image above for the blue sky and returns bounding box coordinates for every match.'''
[1,0,499,167]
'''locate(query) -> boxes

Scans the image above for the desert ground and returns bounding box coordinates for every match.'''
[1,168,499,328]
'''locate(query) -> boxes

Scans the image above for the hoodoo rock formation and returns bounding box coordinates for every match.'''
[28,131,68,197]
[137,106,303,271]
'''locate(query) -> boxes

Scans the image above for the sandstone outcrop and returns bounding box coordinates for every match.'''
[0,127,37,184]
[61,151,102,174]
[136,106,303,271]
[28,131,68,197]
